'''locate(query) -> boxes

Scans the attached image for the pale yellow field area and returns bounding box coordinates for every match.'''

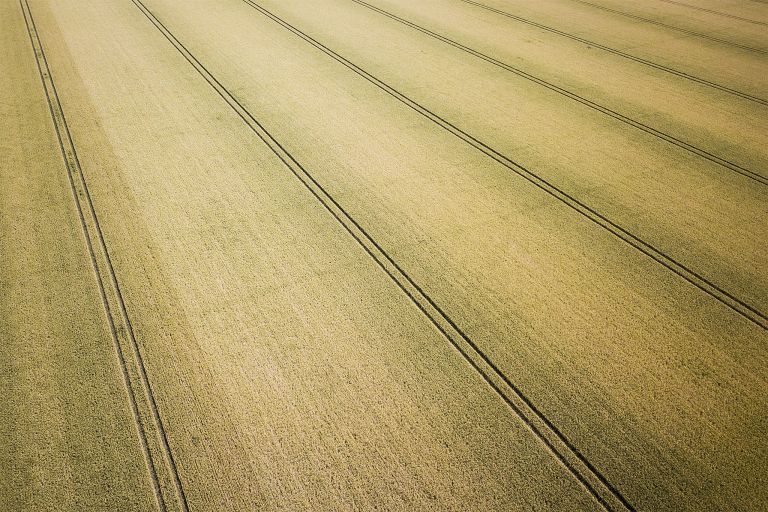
[1,0,766,510]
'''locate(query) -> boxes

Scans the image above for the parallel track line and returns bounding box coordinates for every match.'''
[567,0,768,53]
[20,2,189,510]
[457,0,768,106]
[130,0,636,510]
[238,0,767,328]
[350,0,767,184]
[653,0,768,26]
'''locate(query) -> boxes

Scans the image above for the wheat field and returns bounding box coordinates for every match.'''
[1,0,766,510]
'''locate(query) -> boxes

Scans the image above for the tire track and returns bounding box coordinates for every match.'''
[229,0,767,328]
[457,0,768,106]
[129,0,634,510]
[567,0,768,54]
[349,0,768,184]
[20,1,189,510]
[653,0,768,26]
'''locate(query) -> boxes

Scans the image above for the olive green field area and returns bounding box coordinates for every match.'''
[1,0,766,510]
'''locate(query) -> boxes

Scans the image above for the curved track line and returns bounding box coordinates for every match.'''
[20,2,189,510]
[129,0,635,509]
[457,0,768,106]
[236,0,767,327]
[567,0,768,53]
[653,0,768,26]
[349,0,767,184]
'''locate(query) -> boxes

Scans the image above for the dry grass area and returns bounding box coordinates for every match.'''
[1,0,766,510]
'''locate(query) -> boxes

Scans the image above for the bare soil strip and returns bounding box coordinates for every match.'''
[236,0,768,329]
[350,0,767,183]
[458,0,767,105]
[20,1,188,509]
